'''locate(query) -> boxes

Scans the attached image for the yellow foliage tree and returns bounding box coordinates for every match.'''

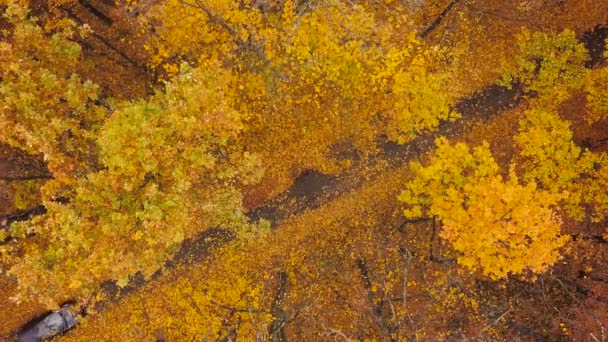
[499,29,589,106]
[584,65,608,124]
[399,137,568,279]
[0,2,105,181]
[583,31,608,123]
[503,30,608,224]
[514,108,608,222]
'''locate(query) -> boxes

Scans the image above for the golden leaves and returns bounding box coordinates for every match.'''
[400,138,567,279]
[514,108,607,222]
[499,29,589,106]
[442,173,567,279]
[3,38,264,304]
[144,0,456,203]
[0,2,103,180]
[584,66,608,123]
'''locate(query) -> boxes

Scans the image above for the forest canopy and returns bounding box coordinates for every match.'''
[0,0,607,341]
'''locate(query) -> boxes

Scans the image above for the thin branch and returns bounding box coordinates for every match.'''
[0,205,47,229]
[399,247,412,328]
[463,3,541,28]
[397,217,433,232]
[58,6,143,69]
[429,216,436,260]
[209,299,268,314]
[356,257,396,341]
[268,271,289,342]
[429,255,457,264]
[419,0,461,39]
[479,309,511,334]
[0,174,53,181]
[570,234,608,244]
[77,0,114,25]
[325,327,355,341]
[553,275,606,339]
[190,0,237,36]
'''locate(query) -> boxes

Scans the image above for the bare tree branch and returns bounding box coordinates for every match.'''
[419,0,461,39]
[356,257,396,341]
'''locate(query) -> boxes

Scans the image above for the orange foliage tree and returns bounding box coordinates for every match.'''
[399,137,569,279]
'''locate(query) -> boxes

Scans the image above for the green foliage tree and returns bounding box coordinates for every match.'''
[0,3,264,306]
[7,64,263,306]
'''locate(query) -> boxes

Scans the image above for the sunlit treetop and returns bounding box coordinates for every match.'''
[584,65,608,124]
[399,137,568,280]
[514,109,594,193]
[506,32,608,223]
[399,137,499,219]
[514,107,608,222]
[499,29,589,105]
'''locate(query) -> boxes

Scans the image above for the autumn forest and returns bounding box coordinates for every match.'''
[0,0,608,341]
